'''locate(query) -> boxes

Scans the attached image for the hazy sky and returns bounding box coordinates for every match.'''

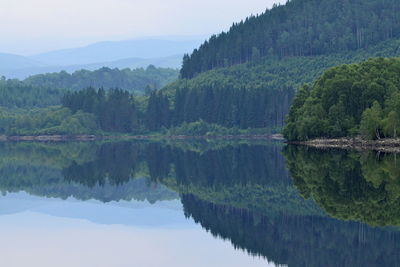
[1,0,285,55]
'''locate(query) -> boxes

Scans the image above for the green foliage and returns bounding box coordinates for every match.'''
[359,101,384,139]
[0,107,99,135]
[165,39,400,132]
[5,41,400,135]
[284,58,400,140]
[383,111,400,138]
[146,91,171,131]
[0,65,177,110]
[62,88,140,133]
[24,65,179,93]
[181,0,400,78]
[0,78,65,108]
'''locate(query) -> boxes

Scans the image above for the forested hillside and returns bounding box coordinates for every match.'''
[5,40,400,136]
[152,39,400,132]
[283,58,400,141]
[4,0,400,136]
[24,65,178,93]
[0,78,64,108]
[181,0,400,78]
[0,65,178,136]
[145,0,400,133]
[0,65,178,109]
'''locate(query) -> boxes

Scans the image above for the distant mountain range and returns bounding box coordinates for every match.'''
[0,38,203,79]
[0,53,45,70]
[1,55,183,79]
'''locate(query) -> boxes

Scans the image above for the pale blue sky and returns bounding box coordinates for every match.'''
[1,0,285,55]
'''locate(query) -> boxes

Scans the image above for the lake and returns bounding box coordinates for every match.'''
[0,140,399,267]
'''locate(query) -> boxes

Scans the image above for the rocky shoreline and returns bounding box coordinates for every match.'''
[290,137,400,153]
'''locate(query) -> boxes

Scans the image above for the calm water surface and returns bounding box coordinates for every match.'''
[0,141,399,267]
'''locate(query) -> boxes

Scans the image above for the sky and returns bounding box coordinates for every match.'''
[0,0,285,55]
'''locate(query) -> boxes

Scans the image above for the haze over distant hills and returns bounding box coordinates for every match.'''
[31,39,202,65]
[1,55,183,80]
[0,53,45,70]
[0,37,203,79]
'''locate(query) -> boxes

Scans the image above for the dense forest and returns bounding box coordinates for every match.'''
[4,0,400,136]
[151,39,400,132]
[0,78,65,108]
[283,58,400,141]
[0,64,177,112]
[0,65,178,135]
[62,88,140,133]
[23,65,178,94]
[0,107,98,135]
[181,0,400,78]
[158,0,400,134]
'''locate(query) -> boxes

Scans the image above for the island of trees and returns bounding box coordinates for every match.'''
[283,58,400,141]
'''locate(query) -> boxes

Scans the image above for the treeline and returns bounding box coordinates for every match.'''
[60,53,400,135]
[284,58,400,141]
[152,39,400,132]
[62,88,141,133]
[171,85,292,129]
[181,0,400,78]
[147,84,293,131]
[0,65,178,109]
[4,39,400,135]
[24,65,178,93]
[0,78,64,108]
[0,107,98,135]
[60,83,291,134]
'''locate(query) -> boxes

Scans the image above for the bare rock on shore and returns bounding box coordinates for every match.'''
[292,137,400,153]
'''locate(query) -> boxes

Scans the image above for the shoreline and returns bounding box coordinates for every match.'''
[290,137,400,153]
[0,134,285,142]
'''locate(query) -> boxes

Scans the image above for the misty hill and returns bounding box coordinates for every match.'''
[147,0,400,133]
[0,38,202,79]
[23,65,179,93]
[1,55,182,79]
[31,38,202,66]
[0,65,178,110]
[181,0,400,78]
[0,53,44,71]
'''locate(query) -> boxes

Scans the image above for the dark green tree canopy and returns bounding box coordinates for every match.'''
[283,58,400,140]
[181,0,400,78]
[24,66,178,93]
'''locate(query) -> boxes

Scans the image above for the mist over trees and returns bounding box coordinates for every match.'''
[3,0,400,137]
[24,65,178,93]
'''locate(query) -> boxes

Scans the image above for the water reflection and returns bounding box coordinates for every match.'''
[0,141,399,266]
[284,145,400,227]
[182,194,400,267]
